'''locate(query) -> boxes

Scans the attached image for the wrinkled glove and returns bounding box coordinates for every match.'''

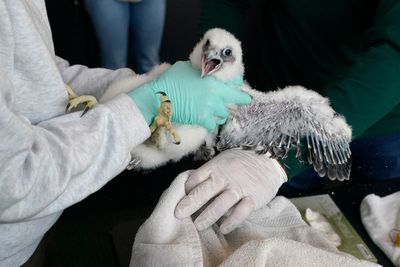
[128,61,251,131]
[175,149,287,234]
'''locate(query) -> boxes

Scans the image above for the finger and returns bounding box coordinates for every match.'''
[174,177,224,219]
[194,189,241,231]
[213,100,229,118]
[219,197,255,234]
[185,166,211,193]
[202,117,217,133]
[81,106,89,117]
[225,89,252,105]
[218,87,252,105]
[228,76,244,87]
[215,116,227,125]
[212,100,229,125]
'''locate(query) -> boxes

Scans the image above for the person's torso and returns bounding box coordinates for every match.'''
[247,0,377,89]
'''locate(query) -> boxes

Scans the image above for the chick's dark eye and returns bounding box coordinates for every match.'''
[222,48,232,56]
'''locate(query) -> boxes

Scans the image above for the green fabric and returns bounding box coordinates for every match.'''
[200,0,400,178]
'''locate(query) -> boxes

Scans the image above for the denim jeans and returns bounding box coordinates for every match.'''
[284,133,400,191]
[84,0,166,73]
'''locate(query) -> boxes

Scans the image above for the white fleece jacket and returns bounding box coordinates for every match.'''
[0,1,150,266]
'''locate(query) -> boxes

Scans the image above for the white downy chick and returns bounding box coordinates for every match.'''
[101,28,353,180]
[101,28,246,170]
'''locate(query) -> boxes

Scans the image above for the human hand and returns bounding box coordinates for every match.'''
[128,61,251,131]
[175,149,287,234]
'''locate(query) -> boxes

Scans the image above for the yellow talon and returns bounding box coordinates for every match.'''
[65,84,78,100]
[148,92,180,147]
[65,84,98,116]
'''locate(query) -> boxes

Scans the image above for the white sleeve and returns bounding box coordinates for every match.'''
[55,56,136,100]
[0,76,150,222]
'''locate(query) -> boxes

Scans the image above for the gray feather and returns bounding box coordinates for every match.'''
[217,85,352,181]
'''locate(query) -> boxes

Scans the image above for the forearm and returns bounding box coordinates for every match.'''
[55,56,136,100]
[0,93,150,222]
[322,44,400,139]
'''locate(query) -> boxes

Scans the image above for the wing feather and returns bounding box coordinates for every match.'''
[217,85,352,181]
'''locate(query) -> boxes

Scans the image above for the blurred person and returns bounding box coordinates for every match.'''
[84,0,166,73]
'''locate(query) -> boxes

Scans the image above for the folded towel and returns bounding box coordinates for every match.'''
[361,192,400,266]
[130,171,380,266]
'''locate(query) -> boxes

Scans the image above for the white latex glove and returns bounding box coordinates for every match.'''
[175,149,287,234]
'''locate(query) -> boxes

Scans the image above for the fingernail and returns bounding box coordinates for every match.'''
[175,209,185,219]
[220,222,235,235]
[195,220,207,232]
[220,225,232,235]
[194,216,212,232]
[175,203,189,219]
[245,94,252,104]
[216,117,227,125]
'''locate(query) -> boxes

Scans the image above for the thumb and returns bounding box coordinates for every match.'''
[219,87,252,105]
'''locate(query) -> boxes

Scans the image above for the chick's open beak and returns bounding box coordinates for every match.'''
[201,50,222,78]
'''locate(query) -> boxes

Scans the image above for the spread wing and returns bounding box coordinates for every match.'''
[217,85,352,181]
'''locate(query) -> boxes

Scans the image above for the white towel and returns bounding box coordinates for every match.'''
[130,171,380,267]
[361,192,400,266]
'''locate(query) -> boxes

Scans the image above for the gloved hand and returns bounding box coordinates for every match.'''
[175,149,287,234]
[128,61,251,131]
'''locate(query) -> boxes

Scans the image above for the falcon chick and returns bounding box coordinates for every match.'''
[101,28,353,181]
